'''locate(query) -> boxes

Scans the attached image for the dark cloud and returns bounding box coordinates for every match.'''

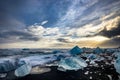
[98,19,120,38]
[57,38,70,43]
[99,37,120,48]
[0,30,39,43]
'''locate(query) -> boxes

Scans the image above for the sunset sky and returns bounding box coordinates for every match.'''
[0,0,120,48]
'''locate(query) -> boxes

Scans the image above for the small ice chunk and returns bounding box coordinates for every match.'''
[90,60,95,64]
[107,75,112,80]
[30,66,51,74]
[118,75,120,80]
[15,64,32,77]
[84,71,89,75]
[0,73,7,78]
[99,73,101,75]
[90,72,92,74]
[89,76,92,79]
[88,53,97,60]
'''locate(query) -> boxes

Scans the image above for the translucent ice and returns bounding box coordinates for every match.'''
[0,60,15,73]
[30,66,51,74]
[15,63,32,77]
[88,53,97,60]
[0,73,7,78]
[57,57,87,71]
[94,47,103,54]
[114,57,120,74]
[70,46,83,55]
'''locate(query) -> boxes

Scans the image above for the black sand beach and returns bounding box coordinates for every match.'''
[14,64,119,80]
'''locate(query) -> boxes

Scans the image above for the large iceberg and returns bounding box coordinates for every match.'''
[57,57,87,71]
[70,46,83,55]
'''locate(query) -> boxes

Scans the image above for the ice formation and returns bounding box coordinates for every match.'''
[114,56,120,74]
[15,63,32,77]
[0,60,15,73]
[88,53,97,60]
[70,46,83,55]
[30,66,51,74]
[57,57,87,71]
[94,47,103,54]
[0,73,7,78]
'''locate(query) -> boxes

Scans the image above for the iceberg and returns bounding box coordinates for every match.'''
[70,46,83,55]
[0,60,15,73]
[94,47,103,54]
[114,57,120,74]
[15,63,32,77]
[57,57,87,71]
[0,73,7,78]
[88,53,97,60]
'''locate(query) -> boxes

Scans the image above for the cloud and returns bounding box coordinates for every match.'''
[98,16,120,38]
[56,38,70,43]
[27,24,60,37]
[0,30,39,43]
[99,36,120,48]
[41,20,48,25]
[55,0,99,28]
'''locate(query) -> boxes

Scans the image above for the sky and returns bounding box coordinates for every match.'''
[0,0,120,48]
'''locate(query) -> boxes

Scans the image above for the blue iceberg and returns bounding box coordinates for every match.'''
[94,47,103,54]
[57,57,87,71]
[114,57,120,74]
[0,61,15,73]
[70,46,83,55]
[88,53,97,60]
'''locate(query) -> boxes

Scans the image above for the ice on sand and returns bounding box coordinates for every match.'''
[114,57,120,74]
[88,53,97,60]
[57,57,87,71]
[15,63,32,77]
[30,66,51,74]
